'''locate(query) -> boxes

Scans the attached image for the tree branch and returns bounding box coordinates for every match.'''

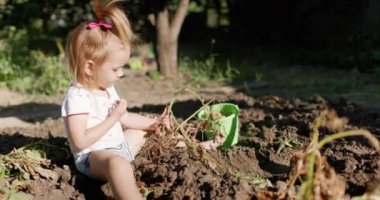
[170,0,189,41]
[157,8,171,40]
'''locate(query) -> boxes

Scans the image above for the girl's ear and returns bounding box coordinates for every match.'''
[84,60,95,76]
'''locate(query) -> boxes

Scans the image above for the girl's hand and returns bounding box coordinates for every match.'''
[160,108,172,131]
[110,99,127,119]
[147,107,172,135]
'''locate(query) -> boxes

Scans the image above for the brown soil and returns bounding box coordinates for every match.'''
[0,74,379,200]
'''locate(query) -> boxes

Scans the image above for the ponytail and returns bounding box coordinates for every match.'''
[92,0,135,47]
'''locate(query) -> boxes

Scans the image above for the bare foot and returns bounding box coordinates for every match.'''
[176,140,187,148]
[199,140,220,150]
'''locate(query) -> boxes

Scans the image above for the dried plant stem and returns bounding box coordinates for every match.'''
[154,87,227,172]
[318,129,380,153]
[300,111,379,200]
[174,100,213,133]
[305,152,316,200]
[301,113,324,200]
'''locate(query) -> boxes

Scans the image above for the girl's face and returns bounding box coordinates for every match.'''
[94,44,130,90]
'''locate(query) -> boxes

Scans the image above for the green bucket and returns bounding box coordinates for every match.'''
[197,103,240,149]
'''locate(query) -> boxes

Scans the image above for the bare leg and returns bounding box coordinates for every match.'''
[124,129,147,157]
[199,140,220,150]
[174,134,221,150]
[89,150,142,200]
[123,128,221,152]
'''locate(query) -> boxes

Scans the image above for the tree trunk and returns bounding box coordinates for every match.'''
[151,0,189,78]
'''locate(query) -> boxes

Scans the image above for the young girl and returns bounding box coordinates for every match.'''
[61,0,163,199]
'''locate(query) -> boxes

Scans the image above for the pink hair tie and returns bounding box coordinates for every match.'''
[87,20,112,30]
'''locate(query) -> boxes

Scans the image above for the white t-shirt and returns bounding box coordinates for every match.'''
[61,83,125,160]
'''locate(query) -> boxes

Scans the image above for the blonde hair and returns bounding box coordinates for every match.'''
[65,0,134,88]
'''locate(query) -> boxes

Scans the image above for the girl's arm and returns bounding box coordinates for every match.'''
[119,108,171,131]
[66,99,127,151]
[119,112,157,130]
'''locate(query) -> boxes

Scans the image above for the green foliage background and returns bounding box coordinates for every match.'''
[0,0,379,95]
[0,0,91,95]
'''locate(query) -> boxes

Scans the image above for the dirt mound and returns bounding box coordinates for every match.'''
[1,92,379,199]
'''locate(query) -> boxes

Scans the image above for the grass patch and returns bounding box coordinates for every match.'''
[179,55,239,86]
[0,139,71,199]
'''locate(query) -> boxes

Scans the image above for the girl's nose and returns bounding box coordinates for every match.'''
[118,69,125,78]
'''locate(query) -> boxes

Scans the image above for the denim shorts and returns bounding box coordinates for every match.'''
[75,141,134,177]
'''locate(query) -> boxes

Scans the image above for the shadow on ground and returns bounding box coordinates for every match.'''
[0,103,60,123]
